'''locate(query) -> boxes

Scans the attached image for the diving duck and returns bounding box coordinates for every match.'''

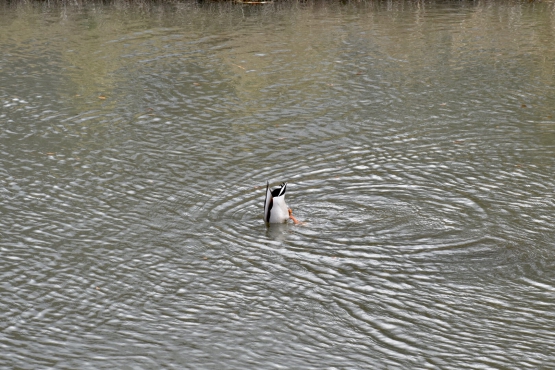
[264,181,300,224]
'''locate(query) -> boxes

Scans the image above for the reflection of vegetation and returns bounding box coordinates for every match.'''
[3,0,554,180]
[2,0,554,99]
[2,0,555,124]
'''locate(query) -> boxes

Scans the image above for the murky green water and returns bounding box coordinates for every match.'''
[1,0,555,368]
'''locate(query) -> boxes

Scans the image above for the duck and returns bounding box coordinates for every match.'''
[264,181,300,224]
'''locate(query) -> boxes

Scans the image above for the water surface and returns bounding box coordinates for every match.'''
[1,1,555,368]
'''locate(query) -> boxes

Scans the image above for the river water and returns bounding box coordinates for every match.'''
[1,0,555,368]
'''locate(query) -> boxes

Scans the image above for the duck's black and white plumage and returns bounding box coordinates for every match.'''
[264,181,289,223]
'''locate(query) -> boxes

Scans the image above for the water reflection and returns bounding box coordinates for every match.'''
[1,1,555,369]
[265,222,291,242]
